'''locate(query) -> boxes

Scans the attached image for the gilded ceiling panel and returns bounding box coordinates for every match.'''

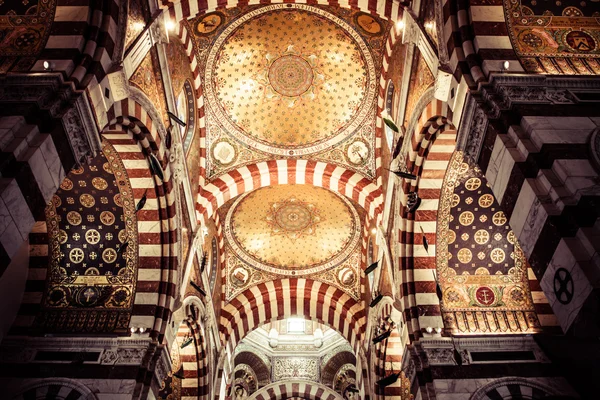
[505,0,600,73]
[38,143,138,333]
[403,49,435,127]
[221,185,362,301]
[0,0,56,72]
[124,0,149,52]
[437,152,540,334]
[129,48,170,128]
[187,5,388,180]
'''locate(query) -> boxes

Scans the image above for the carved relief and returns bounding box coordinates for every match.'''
[272,357,319,382]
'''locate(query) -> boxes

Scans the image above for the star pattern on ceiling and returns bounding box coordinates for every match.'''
[265,196,322,241]
[226,185,359,275]
[222,185,362,301]
[193,4,385,180]
[255,44,327,110]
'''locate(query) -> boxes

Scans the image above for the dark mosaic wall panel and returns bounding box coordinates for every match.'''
[38,143,138,333]
[505,0,600,73]
[0,0,57,72]
[437,152,540,334]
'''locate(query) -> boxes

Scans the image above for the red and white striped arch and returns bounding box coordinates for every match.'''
[394,99,455,341]
[196,160,384,225]
[248,380,344,400]
[371,299,404,400]
[101,97,179,343]
[220,279,366,356]
[176,317,210,398]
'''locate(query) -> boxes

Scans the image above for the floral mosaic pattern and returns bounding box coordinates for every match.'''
[193,4,387,180]
[505,0,600,73]
[0,0,57,72]
[221,185,362,301]
[40,143,138,333]
[226,185,360,275]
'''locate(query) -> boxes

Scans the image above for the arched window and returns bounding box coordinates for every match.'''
[175,79,196,153]
[367,236,375,291]
[384,80,395,150]
[210,237,218,293]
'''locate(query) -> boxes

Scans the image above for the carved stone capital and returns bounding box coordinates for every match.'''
[477,75,600,119]
[169,142,185,183]
[62,94,102,163]
[456,95,489,165]
[153,345,172,387]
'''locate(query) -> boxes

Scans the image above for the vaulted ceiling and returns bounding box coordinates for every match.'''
[189,4,389,304]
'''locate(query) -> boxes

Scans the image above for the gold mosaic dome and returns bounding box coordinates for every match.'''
[204,4,376,156]
[225,185,361,276]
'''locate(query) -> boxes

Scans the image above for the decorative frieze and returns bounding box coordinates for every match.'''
[272,356,319,382]
[417,335,550,367]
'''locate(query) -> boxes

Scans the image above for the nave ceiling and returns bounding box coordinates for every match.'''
[186,4,389,179]
[1,0,600,398]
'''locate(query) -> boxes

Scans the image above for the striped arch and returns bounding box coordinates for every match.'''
[34,0,124,90]
[470,377,566,400]
[371,299,404,400]
[176,314,210,398]
[396,99,456,341]
[165,0,403,22]
[247,380,344,400]
[220,279,366,356]
[101,97,179,342]
[196,161,383,225]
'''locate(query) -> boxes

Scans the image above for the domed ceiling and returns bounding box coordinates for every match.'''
[225,185,360,276]
[188,4,388,180]
[221,185,363,301]
[205,6,375,154]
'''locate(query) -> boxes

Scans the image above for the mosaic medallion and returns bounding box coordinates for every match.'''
[504,0,600,74]
[225,185,361,276]
[266,197,320,240]
[204,4,376,156]
[195,12,224,36]
[268,54,314,97]
[355,12,383,35]
[212,140,237,166]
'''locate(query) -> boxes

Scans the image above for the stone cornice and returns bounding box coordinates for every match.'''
[0,73,100,164]
[458,74,600,163]
[413,335,550,367]
[0,336,155,366]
